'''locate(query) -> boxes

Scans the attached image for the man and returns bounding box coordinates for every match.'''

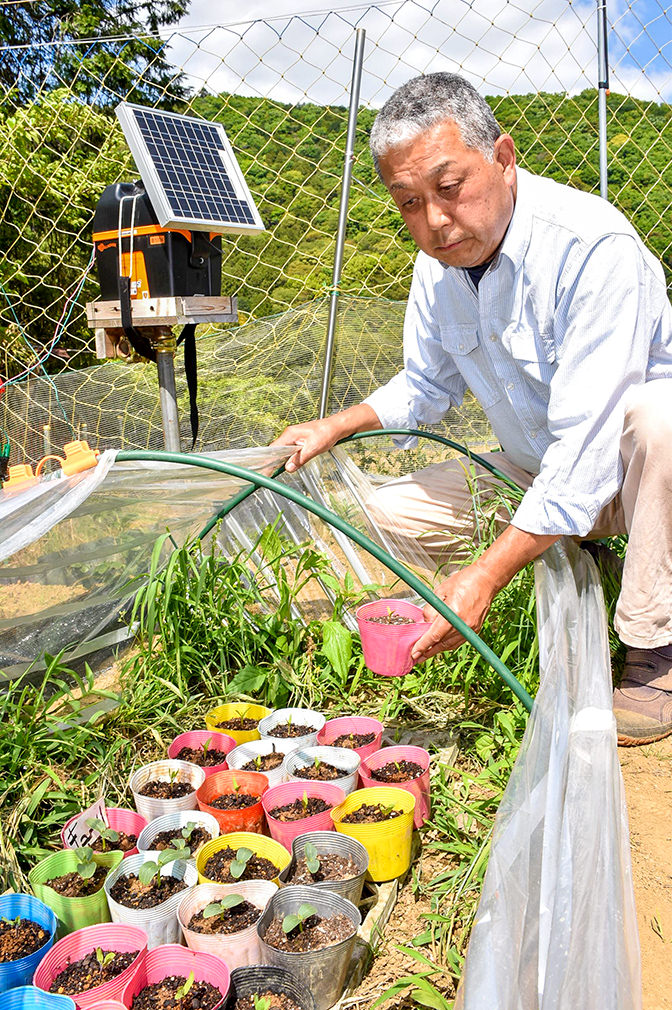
[272,72,672,746]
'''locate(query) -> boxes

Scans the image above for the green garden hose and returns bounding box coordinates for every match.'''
[117,447,534,712]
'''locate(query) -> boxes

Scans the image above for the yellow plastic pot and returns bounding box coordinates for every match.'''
[331,786,416,882]
[204,703,272,745]
[196,831,291,886]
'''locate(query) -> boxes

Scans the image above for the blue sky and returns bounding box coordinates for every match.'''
[165,0,672,106]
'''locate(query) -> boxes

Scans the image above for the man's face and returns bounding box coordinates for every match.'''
[378,119,517,268]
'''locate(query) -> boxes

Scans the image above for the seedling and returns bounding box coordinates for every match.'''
[304,841,320,875]
[168,768,180,786]
[231,774,241,794]
[74,846,98,880]
[175,970,195,1000]
[181,821,198,842]
[86,817,120,852]
[95,947,116,973]
[138,840,191,886]
[1,915,21,929]
[286,713,293,730]
[229,846,254,879]
[202,894,245,918]
[253,997,272,1010]
[313,756,322,770]
[282,902,317,934]
[201,737,213,761]
[301,790,309,813]
[380,803,397,819]
[253,754,263,770]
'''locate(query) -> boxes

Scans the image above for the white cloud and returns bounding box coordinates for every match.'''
[164,0,671,106]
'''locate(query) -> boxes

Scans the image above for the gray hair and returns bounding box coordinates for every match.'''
[370,73,501,177]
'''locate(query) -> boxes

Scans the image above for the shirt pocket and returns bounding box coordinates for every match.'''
[501,322,556,388]
[439,323,503,408]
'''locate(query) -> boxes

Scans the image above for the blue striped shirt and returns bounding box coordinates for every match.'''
[364,167,672,536]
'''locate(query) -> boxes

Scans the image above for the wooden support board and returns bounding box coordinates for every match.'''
[85,295,238,329]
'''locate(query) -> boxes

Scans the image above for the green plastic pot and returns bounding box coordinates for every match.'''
[28,849,123,937]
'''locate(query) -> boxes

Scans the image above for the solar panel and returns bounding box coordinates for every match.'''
[116,102,265,235]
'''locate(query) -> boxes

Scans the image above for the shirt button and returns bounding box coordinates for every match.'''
[490,334,497,342]
[530,430,537,438]
[458,343,464,350]
[507,382,514,390]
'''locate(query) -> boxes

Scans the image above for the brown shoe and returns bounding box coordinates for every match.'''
[614,645,672,746]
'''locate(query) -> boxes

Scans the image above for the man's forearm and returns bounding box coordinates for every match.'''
[328,403,383,440]
[472,523,560,594]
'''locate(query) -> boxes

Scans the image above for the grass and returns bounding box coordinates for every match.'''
[0,495,624,1008]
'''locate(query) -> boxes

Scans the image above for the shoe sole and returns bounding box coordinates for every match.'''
[617,726,672,747]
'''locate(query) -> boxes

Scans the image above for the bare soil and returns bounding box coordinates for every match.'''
[137,779,193,799]
[151,825,211,851]
[235,991,302,1010]
[370,760,424,783]
[188,899,261,934]
[332,731,376,748]
[215,717,259,731]
[263,912,355,952]
[174,744,227,767]
[293,760,344,781]
[50,949,138,994]
[267,722,318,739]
[109,872,186,910]
[208,791,260,810]
[341,803,401,824]
[242,752,284,772]
[0,918,49,961]
[202,846,279,883]
[366,614,415,625]
[287,853,360,885]
[131,975,222,1009]
[46,866,107,897]
[90,830,137,853]
[269,797,330,821]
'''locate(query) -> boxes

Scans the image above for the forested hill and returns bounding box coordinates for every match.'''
[0,86,670,364]
[192,88,672,317]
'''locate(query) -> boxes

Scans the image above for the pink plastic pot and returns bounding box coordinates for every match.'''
[82,1002,127,1010]
[121,944,230,1009]
[359,745,431,828]
[168,730,237,779]
[316,717,383,762]
[177,880,277,967]
[262,781,346,848]
[61,808,148,859]
[33,923,147,1009]
[196,770,269,834]
[356,600,432,677]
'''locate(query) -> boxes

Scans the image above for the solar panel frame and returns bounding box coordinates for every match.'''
[116,102,265,235]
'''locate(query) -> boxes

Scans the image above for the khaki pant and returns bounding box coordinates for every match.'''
[366,380,672,650]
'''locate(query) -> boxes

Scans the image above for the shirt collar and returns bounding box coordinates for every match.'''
[496,166,533,271]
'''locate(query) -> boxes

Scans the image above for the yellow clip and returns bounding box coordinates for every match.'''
[2,463,39,493]
[61,440,100,476]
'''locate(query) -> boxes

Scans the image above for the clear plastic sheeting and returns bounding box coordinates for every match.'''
[0,443,432,680]
[455,539,640,1010]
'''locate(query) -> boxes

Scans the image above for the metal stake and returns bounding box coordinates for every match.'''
[319,27,366,418]
[596,0,609,200]
[155,335,181,452]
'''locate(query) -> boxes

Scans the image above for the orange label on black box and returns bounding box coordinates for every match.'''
[149,234,166,245]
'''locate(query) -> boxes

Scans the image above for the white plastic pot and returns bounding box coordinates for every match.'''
[136,810,220,858]
[227,739,301,788]
[258,708,325,752]
[129,759,205,822]
[103,851,198,948]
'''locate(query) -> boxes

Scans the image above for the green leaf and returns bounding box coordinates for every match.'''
[321,621,352,683]
[227,665,267,694]
[138,862,158,885]
[175,970,195,1000]
[282,912,301,933]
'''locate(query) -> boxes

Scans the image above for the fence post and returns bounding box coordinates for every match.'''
[596,0,609,200]
[318,27,366,419]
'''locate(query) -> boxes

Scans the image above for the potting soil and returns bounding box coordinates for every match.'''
[293,761,343,781]
[0,918,49,961]
[46,866,107,897]
[49,949,138,994]
[264,912,355,952]
[267,722,318,738]
[370,760,423,783]
[90,831,137,853]
[203,847,278,882]
[131,974,222,1010]
[331,732,376,749]
[109,872,187,909]
[152,826,211,851]
[174,745,227,767]
[287,853,359,885]
[270,797,330,821]
[215,718,259,731]
[242,752,284,772]
[209,791,260,810]
[341,803,401,824]
[235,991,302,1010]
[365,613,415,625]
[188,899,261,934]
[137,779,194,799]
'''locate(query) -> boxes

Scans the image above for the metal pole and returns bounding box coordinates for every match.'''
[319,27,366,418]
[596,0,609,200]
[156,348,181,452]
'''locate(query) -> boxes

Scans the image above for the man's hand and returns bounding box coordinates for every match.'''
[410,525,560,662]
[411,564,498,661]
[271,403,382,473]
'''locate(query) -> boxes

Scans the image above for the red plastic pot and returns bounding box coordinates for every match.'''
[356,600,431,677]
[359,745,431,828]
[316,717,383,762]
[196,770,269,834]
[60,808,148,859]
[33,923,147,1009]
[168,730,236,779]
[262,781,346,848]
[121,944,230,1009]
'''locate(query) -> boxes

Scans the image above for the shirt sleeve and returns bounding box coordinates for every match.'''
[512,233,663,537]
[363,254,467,433]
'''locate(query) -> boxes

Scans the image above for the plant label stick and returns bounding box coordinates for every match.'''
[64,797,107,848]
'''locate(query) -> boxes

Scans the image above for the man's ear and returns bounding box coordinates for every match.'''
[494,134,516,186]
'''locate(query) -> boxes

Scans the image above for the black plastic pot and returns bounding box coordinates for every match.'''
[226,964,315,1010]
